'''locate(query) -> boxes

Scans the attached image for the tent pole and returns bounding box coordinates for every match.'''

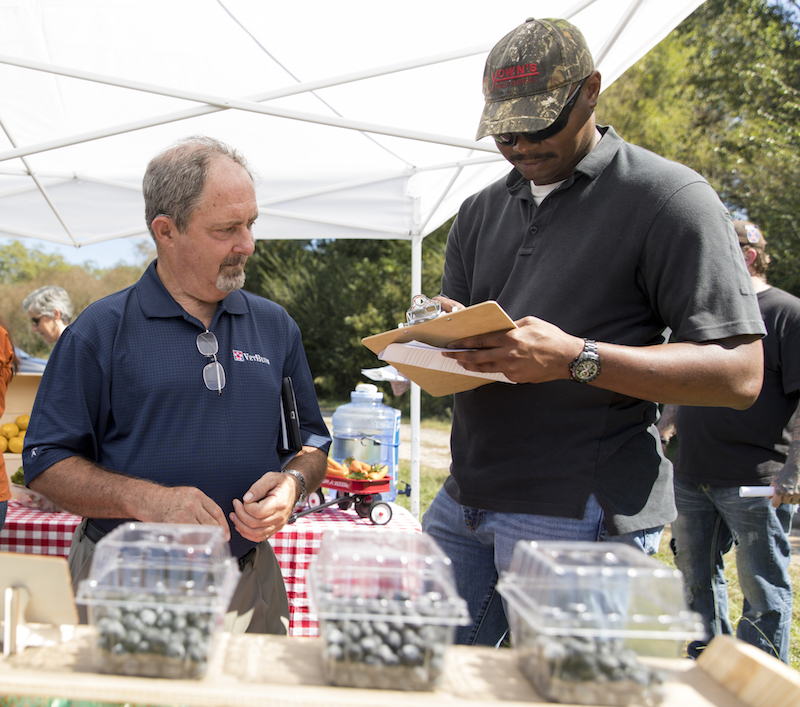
[410,227,423,521]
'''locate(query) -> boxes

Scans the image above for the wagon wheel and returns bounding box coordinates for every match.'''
[355,494,374,518]
[307,490,325,509]
[369,501,392,526]
[335,491,353,511]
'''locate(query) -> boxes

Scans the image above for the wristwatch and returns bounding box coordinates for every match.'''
[281,468,307,508]
[569,339,601,383]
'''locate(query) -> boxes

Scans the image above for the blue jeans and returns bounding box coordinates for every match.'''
[421,487,663,646]
[0,499,6,532]
[671,479,794,663]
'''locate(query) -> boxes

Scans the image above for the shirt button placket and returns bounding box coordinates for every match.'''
[520,224,539,256]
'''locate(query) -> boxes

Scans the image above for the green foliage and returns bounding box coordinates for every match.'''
[0,241,72,283]
[598,0,800,295]
[244,222,453,418]
[0,240,152,357]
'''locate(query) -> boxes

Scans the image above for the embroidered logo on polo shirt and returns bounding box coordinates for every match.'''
[233,349,270,364]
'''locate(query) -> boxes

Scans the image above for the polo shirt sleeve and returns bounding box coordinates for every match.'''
[23,327,108,483]
[640,180,765,343]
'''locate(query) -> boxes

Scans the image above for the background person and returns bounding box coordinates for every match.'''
[0,315,18,531]
[23,136,330,634]
[22,285,73,344]
[421,17,766,647]
[659,220,800,663]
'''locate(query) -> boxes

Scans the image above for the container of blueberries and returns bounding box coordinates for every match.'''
[76,522,240,679]
[307,529,470,691]
[496,541,705,706]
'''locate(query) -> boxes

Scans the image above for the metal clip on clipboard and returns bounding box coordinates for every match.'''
[404,294,442,326]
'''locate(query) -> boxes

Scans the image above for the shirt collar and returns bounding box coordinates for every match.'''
[136,259,250,320]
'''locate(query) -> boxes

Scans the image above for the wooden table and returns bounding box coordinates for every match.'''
[1,631,790,707]
[0,500,421,637]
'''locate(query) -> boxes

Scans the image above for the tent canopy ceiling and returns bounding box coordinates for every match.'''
[0,0,705,249]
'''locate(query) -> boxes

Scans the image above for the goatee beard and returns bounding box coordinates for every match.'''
[217,267,245,292]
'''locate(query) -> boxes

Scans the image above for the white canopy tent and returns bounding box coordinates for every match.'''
[0,0,705,518]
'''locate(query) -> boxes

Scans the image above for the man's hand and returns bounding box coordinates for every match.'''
[772,414,800,507]
[657,405,678,455]
[229,446,327,542]
[139,485,231,540]
[229,471,297,543]
[442,315,582,384]
[433,295,465,313]
[771,465,800,507]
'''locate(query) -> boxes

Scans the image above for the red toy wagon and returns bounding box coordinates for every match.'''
[291,474,410,525]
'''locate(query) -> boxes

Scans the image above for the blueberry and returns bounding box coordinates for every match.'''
[172,613,188,631]
[385,629,403,650]
[139,608,158,626]
[165,641,186,659]
[399,643,423,666]
[359,636,380,655]
[326,628,345,646]
[122,629,142,652]
[187,644,207,663]
[376,644,400,666]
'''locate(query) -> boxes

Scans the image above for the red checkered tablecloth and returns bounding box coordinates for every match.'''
[0,499,81,556]
[0,500,421,637]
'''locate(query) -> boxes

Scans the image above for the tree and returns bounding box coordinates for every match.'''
[244,222,451,415]
[0,240,152,357]
[598,0,800,294]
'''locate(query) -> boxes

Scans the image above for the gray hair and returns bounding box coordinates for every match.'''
[22,285,74,324]
[143,136,254,238]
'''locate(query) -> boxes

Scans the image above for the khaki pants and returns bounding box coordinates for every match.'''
[68,518,290,635]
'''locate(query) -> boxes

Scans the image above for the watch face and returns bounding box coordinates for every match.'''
[574,359,599,381]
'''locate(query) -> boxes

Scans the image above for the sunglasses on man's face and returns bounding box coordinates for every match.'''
[493,79,587,147]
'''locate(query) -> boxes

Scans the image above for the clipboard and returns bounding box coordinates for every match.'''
[361,300,517,396]
[279,376,303,454]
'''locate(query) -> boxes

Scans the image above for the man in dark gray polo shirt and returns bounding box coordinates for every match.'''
[421,17,766,646]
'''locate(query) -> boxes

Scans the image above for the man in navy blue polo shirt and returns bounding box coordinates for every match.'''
[23,136,331,634]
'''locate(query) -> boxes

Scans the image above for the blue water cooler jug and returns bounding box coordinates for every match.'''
[331,383,401,502]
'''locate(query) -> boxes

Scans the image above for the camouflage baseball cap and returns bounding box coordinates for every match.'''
[476,18,594,140]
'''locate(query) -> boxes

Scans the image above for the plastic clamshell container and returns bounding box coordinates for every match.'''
[496,541,705,706]
[76,522,240,679]
[307,528,470,690]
